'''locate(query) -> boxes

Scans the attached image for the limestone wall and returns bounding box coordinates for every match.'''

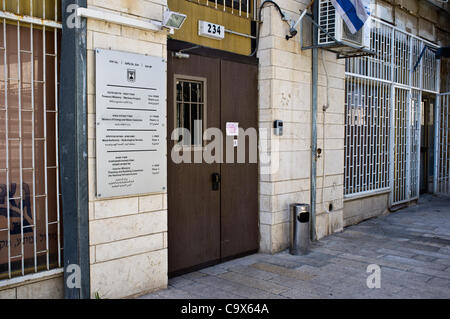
[258,0,346,253]
[86,0,169,299]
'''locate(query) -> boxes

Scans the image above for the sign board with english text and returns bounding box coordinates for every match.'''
[95,49,167,199]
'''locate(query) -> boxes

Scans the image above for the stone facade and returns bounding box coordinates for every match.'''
[1,0,449,299]
[258,0,346,253]
[344,193,389,227]
[86,0,169,299]
[0,272,63,299]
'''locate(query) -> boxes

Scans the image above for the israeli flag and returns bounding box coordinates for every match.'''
[330,0,371,34]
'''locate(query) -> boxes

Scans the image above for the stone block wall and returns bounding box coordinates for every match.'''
[0,273,63,299]
[344,193,389,227]
[86,0,169,299]
[258,0,346,253]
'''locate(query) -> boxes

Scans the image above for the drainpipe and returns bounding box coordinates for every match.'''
[310,0,318,241]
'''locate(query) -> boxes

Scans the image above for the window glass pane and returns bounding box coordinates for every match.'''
[176,82,182,102]
[175,79,205,147]
[183,82,190,102]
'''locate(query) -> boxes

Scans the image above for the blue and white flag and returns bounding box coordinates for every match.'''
[330,0,371,34]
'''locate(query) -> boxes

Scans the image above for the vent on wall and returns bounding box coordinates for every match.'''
[318,0,336,44]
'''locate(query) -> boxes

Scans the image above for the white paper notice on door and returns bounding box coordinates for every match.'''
[226,122,239,136]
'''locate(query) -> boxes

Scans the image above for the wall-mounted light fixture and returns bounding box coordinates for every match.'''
[162,9,187,30]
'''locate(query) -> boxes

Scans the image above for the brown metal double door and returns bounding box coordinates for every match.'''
[167,51,258,276]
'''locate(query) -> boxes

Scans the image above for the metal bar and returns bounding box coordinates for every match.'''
[43,0,50,271]
[344,187,391,200]
[247,0,249,18]
[310,0,318,241]
[54,1,62,268]
[2,3,11,279]
[371,16,439,49]
[446,95,449,193]
[225,28,256,39]
[30,0,38,274]
[17,11,25,276]
[433,59,441,193]
[406,88,411,200]
[0,11,62,29]
[441,95,450,193]
[389,28,395,206]
[416,89,422,197]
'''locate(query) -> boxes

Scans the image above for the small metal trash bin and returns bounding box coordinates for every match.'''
[290,204,310,255]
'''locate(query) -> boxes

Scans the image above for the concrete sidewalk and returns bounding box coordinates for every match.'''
[140,195,450,299]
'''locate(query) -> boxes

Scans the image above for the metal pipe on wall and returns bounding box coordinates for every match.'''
[310,0,318,241]
[60,0,90,299]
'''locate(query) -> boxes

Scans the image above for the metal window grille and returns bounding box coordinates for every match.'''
[392,87,409,203]
[410,90,421,198]
[411,38,422,89]
[393,32,410,86]
[423,47,437,93]
[437,93,450,194]
[192,0,254,18]
[344,17,440,204]
[346,19,393,82]
[0,0,62,281]
[176,79,205,146]
[344,76,390,196]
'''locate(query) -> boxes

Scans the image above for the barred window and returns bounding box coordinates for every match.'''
[344,17,439,204]
[187,0,253,17]
[0,0,62,280]
[344,77,390,196]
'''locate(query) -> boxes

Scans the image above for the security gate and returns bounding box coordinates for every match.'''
[436,93,450,194]
[344,17,441,206]
[392,87,410,204]
[391,87,422,204]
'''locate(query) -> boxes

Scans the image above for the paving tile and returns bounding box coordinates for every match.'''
[178,282,245,299]
[412,254,437,263]
[179,271,209,280]
[376,248,416,258]
[168,277,196,288]
[251,263,317,281]
[427,277,450,289]
[156,287,204,299]
[199,266,229,276]
[227,265,276,281]
[218,271,289,295]
[266,274,330,290]
[139,195,450,299]
[192,275,287,299]
[383,255,447,271]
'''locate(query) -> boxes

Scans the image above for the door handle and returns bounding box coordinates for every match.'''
[212,173,221,191]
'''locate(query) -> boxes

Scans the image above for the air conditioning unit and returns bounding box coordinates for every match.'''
[317,0,370,50]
